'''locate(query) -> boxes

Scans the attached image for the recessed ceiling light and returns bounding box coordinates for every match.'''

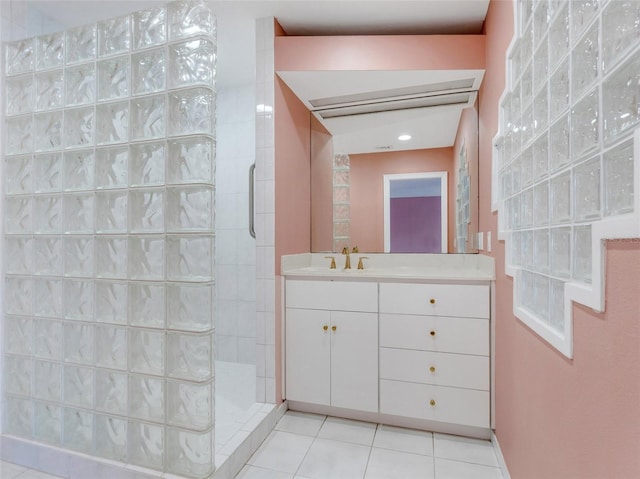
[398,134,412,141]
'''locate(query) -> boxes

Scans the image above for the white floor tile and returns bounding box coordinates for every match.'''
[434,458,503,479]
[236,464,295,479]
[247,431,314,474]
[317,417,377,446]
[297,438,371,479]
[433,434,499,467]
[364,447,434,479]
[275,411,326,437]
[372,425,433,456]
[0,462,27,479]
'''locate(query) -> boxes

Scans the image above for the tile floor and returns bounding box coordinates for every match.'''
[236,411,505,479]
[0,410,506,479]
[0,461,63,479]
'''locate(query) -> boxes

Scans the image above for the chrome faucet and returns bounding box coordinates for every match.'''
[341,247,351,269]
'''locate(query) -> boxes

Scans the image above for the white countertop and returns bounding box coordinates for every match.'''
[281,253,495,281]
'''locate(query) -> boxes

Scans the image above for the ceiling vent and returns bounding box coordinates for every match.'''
[309,78,475,108]
[316,91,473,119]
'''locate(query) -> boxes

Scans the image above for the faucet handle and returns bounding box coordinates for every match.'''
[357,256,369,270]
[352,246,359,253]
[324,256,336,269]
[341,246,349,254]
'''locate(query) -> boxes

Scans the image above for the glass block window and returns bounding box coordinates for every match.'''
[333,153,351,252]
[494,0,640,357]
[3,1,216,476]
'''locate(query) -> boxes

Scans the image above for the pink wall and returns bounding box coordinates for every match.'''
[350,148,455,253]
[274,68,312,402]
[310,116,334,252]
[275,35,485,71]
[274,77,312,274]
[481,2,640,477]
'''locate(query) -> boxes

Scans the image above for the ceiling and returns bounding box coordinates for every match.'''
[22,0,490,87]
[18,0,489,153]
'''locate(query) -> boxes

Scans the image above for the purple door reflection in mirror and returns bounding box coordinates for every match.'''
[384,172,448,253]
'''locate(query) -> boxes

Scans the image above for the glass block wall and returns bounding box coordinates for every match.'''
[494,0,639,354]
[333,153,351,252]
[456,144,470,253]
[3,1,217,476]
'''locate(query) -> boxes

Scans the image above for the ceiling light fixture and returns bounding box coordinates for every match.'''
[398,134,412,141]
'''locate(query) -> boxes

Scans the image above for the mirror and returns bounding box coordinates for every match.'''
[309,102,479,254]
[277,70,481,254]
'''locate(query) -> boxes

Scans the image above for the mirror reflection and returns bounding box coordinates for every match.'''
[310,103,479,254]
[384,172,449,253]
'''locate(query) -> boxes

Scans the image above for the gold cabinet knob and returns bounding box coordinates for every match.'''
[429,366,436,373]
[429,298,436,304]
[429,330,436,336]
[430,399,436,406]
[323,325,329,331]
[332,325,337,331]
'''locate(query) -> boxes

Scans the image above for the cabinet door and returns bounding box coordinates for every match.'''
[285,308,331,405]
[330,311,378,412]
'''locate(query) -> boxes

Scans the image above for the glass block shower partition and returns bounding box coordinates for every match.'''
[3,1,217,476]
[494,0,640,357]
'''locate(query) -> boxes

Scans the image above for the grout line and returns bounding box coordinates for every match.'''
[432,432,437,478]
[361,423,382,479]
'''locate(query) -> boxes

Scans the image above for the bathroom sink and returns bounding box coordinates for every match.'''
[281,253,496,281]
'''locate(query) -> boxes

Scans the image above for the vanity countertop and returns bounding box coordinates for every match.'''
[282,253,495,281]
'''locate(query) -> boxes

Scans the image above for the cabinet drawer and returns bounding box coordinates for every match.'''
[380,314,489,356]
[380,283,489,318]
[380,348,489,391]
[380,379,489,429]
[286,280,377,312]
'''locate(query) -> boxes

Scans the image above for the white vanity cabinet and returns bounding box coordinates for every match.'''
[283,253,494,438]
[285,280,379,412]
[378,282,491,429]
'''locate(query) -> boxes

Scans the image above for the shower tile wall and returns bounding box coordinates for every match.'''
[255,17,276,404]
[2,2,217,477]
[215,84,257,364]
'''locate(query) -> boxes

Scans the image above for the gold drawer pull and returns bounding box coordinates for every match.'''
[429,330,436,337]
[430,399,436,407]
[332,325,337,331]
[429,298,436,304]
[429,366,436,373]
[323,325,328,331]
